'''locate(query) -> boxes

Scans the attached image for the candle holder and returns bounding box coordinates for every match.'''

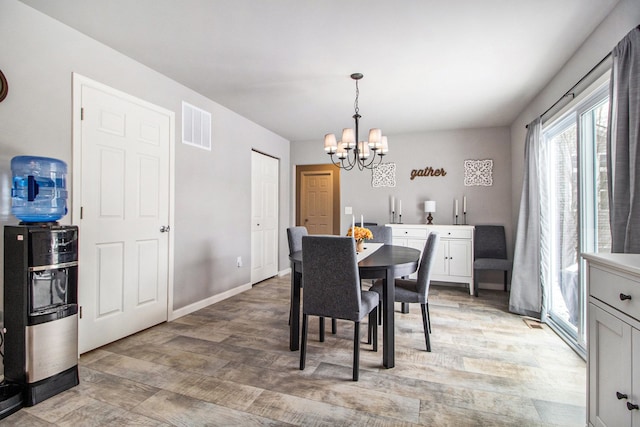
[463,212,467,225]
[455,214,459,225]
[398,214,403,224]
[391,211,396,224]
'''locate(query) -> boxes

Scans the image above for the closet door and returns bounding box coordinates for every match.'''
[251,151,279,284]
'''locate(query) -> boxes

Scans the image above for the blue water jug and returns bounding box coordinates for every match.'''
[11,156,68,222]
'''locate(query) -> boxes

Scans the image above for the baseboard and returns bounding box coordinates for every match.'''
[169,282,252,321]
[278,267,291,277]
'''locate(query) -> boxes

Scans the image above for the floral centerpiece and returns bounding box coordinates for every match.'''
[347,226,373,252]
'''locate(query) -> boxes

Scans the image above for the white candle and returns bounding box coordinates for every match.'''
[463,196,467,213]
[398,200,402,215]
[352,215,355,232]
[391,196,395,212]
[455,199,459,216]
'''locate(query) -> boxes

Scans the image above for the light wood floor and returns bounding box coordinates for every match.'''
[2,275,586,426]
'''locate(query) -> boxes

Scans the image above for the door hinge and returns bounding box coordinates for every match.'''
[81,107,84,120]
[79,306,82,319]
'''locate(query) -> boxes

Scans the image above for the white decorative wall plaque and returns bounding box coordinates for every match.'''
[372,162,396,187]
[464,159,493,186]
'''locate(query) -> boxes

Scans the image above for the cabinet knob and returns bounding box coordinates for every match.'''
[627,402,639,411]
[620,293,632,301]
[617,392,628,400]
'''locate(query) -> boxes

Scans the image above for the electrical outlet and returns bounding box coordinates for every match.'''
[236,256,243,267]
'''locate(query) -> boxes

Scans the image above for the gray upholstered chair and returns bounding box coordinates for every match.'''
[473,225,511,297]
[287,227,336,338]
[299,236,379,381]
[370,232,440,352]
[366,225,392,245]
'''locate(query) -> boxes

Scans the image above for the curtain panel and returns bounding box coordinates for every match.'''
[608,25,640,253]
[509,118,543,318]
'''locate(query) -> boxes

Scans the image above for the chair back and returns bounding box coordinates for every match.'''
[301,236,362,321]
[287,226,308,255]
[416,232,440,298]
[474,225,507,260]
[367,225,392,244]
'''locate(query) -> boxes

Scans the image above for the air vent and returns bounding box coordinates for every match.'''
[182,101,211,150]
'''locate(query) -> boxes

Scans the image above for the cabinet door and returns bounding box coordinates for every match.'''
[448,240,472,277]
[589,303,632,427]
[432,240,449,276]
[633,328,640,427]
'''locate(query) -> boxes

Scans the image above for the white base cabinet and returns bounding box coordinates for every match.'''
[387,224,474,295]
[584,253,640,427]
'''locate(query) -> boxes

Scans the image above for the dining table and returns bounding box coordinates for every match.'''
[288,242,421,369]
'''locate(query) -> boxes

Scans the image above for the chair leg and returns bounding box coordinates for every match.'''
[332,318,337,334]
[353,321,360,381]
[300,314,309,370]
[421,304,431,352]
[474,271,479,297]
[370,307,378,352]
[367,309,375,347]
[319,317,325,342]
[378,302,382,325]
[426,302,431,333]
[504,270,508,292]
[401,302,409,314]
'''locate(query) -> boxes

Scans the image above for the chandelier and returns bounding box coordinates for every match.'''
[323,73,388,170]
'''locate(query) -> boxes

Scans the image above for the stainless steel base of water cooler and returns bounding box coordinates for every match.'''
[24,313,79,406]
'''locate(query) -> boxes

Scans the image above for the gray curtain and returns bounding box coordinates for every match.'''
[509,118,543,318]
[608,25,640,253]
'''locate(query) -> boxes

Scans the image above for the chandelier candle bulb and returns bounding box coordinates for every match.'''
[324,134,337,153]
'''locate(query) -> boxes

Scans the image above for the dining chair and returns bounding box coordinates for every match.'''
[473,225,511,297]
[370,232,440,352]
[287,227,337,339]
[300,236,379,381]
[366,225,392,244]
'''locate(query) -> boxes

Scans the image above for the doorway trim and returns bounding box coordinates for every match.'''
[296,164,340,235]
[71,73,176,322]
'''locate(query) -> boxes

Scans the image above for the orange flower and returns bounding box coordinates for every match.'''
[347,226,373,241]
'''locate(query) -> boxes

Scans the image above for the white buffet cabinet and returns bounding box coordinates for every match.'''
[583,253,640,427]
[387,224,475,295]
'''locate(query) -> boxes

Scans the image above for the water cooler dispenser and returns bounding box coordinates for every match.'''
[0,156,78,418]
[4,225,79,406]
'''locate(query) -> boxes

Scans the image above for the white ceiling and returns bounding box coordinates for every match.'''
[21,0,620,142]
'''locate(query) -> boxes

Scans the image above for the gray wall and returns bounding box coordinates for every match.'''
[510,0,640,229]
[0,1,291,313]
[291,127,513,286]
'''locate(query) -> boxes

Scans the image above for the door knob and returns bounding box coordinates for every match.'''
[620,293,632,301]
[617,392,628,400]
[160,225,170,233]
[627,402,639,411]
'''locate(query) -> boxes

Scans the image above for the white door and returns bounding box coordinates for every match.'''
[448,240,472,277]
[74,77,173,354]
[251,151,278,283]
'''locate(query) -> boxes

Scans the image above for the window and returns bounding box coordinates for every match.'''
[541,81,610,356]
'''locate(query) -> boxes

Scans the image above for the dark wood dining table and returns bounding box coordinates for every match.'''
[288,244,421,369]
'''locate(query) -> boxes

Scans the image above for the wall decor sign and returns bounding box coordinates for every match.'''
[410,166,447,180]
[372,162,396,187]
[0,69,8,102]
[464,159,493,186]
